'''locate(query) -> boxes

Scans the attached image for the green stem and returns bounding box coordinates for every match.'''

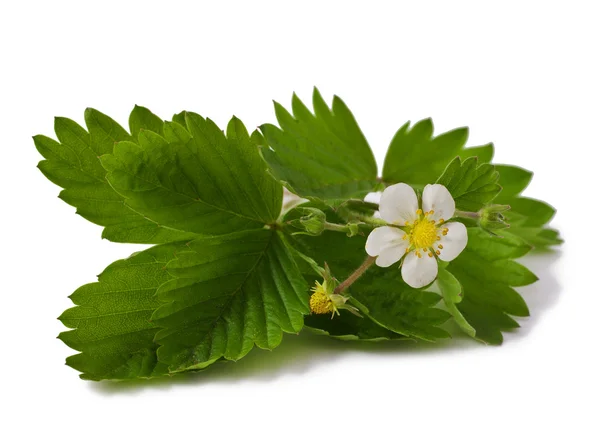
[334,256,377,294]
[323,221,352,233]
[455,210,480,219]
[345,212,388,227]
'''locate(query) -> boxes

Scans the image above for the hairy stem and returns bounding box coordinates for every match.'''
[334,255,377,294]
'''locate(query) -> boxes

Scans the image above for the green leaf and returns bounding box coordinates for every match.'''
[494,165,553,226]
[349,272,451,341]
[493,165,561,247]
[171,111,187,127]
[465,228,533,259]
[129,105,164,140]
[504,197,556,227]
[458,143,494,163]
[436,157,502,211]
[447,227,537,344]
[504,227,562,248]
[102,115,282,236]
[58,242,186,380]
[260,88,378,202]
[437,268,476,338]
[382,118,493,186]
[304,308,407,341]
[152,229,309,372]
[493,165,532,198]
[34,107,196,244]
[163,120,192,144]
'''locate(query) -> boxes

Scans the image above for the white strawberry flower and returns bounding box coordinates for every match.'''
[365,183,468,288]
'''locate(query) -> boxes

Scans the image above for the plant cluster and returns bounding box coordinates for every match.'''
[35,89,561,380]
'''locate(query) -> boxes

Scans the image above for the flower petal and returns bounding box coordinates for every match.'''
[379,183,419,225]
[436,222,468,261]
[375,247,405,267]
[401,251,439,288]
[365,226,408,268]
[422,184,455,222]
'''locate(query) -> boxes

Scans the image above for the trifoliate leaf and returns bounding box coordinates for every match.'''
[102,115,282,236]
[447,227,537,344]
[260,88,378,202]
[436,156,501,212]
[58,243,186,380]
[382,118,494,186]
[437,268,476,338]
[493,165,561,247]
[151,229,309,373]
[34,107,196,244]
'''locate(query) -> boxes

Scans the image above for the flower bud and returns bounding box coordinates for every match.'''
[479,204,511,230]
[288,207,327,236]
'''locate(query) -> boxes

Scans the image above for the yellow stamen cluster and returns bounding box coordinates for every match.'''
[401,209,446,258]
[411,219,438,249]
[309,281,333,315]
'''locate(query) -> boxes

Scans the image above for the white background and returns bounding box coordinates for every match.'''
[1,1,598,439]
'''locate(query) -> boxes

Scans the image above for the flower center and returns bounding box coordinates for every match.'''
[309,282,333,315]
[309,291,332,314]
[409,214,438,249]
